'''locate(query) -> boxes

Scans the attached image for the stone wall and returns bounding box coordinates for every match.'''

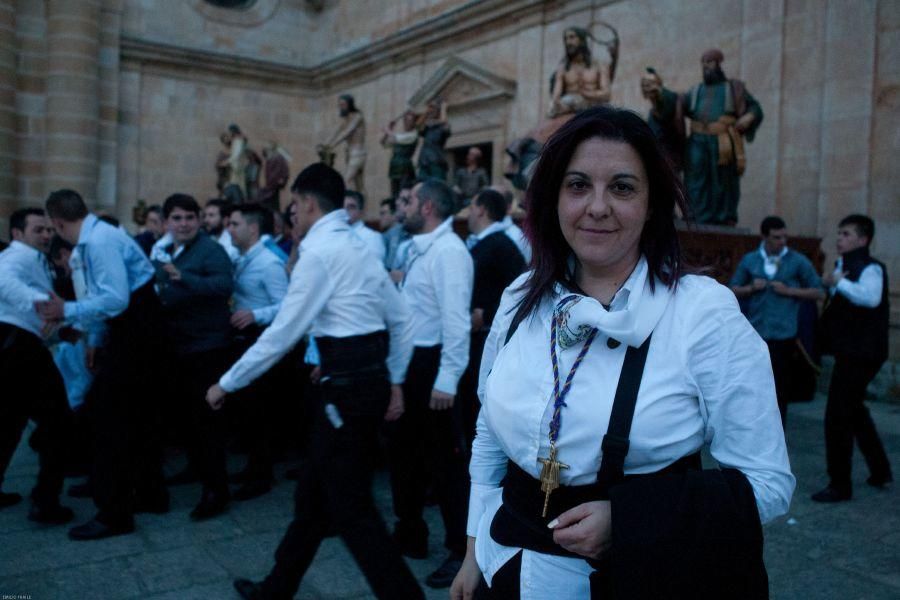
[3,0,899,357]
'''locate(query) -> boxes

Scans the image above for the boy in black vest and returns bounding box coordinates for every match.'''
[813,214,892,502]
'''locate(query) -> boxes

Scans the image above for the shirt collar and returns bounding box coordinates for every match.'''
[759,241,788,260]
[77,213,99,246]
[476,220,507,241]
[411,217,454,255]
[300,209,350,251]
[9,240,42,258]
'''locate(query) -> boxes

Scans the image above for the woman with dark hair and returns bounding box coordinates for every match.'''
[451,106,793,599]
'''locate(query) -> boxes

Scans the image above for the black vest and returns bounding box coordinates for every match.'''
[821,247,889,363]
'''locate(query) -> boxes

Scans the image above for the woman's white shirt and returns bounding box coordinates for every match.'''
[468,258,795,597]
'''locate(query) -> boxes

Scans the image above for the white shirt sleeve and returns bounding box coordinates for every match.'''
[835,264,883,308]
[220,251,333,392]
[252,259,290,325]
[466,409,511,536]
[380,273,415,384]
[431,245,474,395]
[686,284,795,524]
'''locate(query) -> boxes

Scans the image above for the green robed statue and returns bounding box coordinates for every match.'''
[643,49,763,225]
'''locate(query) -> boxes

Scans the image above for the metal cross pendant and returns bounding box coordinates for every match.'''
[537,445,569,517]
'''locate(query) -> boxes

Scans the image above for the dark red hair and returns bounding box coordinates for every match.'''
[516,105,690,318]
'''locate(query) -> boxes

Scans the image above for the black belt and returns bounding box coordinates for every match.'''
[491,452,702,558]
[315,331,388,380]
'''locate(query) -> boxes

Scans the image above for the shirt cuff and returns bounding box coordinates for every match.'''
[434,369,460,396]
[467,482,497,537]
[252,308,270,325]
[219,371,239,394]
[63,301,78,321]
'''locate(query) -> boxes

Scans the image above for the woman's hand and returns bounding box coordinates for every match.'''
[450,550,481,600]
[550,500,612,559]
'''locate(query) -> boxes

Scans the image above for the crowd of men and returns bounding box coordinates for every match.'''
[0,161,892,598]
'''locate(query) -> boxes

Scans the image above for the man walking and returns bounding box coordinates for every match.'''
[812,214,892,502]
[206,163,423,599]
[0,209,74,524]
[730,216,823,425]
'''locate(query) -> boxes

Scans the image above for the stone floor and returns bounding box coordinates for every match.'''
[0,395,898,599]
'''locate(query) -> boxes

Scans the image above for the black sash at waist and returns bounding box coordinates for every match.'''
[315,331,388,380]
[491,452,702,559]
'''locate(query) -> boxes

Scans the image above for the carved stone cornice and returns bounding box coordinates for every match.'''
[407,56,516,111]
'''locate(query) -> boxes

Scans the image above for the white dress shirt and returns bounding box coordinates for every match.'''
[233,239,289,325]
[468,258,794,597]
[217,229,240,263]
[501,216,532,265]
[0,241,54,337]
[832,258,884,308]
[351,220,387,264]
[63,214,155,347]
[399,217,473,395]
[219,209,414,392]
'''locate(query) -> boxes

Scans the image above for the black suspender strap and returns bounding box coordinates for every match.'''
[595,333,653,495]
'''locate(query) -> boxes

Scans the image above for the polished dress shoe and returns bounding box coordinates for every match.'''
[189,491,229,521]
[810,485,852,503]
[867,474,893,489]
[233,578,265,600]
[28,502,75,525]
[233,479,273,502]
[68,517,135,541]
[425,553,463,588]
[0,491,22,509]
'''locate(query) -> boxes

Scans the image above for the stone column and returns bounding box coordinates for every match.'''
[44,0,101,202]
[0,0,15,217]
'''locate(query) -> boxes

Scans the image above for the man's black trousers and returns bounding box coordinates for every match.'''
[825,356,892,493]
[387,345,469,557]
[262,376,423,599]
[0,323,72,506]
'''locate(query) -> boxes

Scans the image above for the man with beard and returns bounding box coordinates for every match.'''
[203,199,240,262]
[642,49,763,225]
[547,27,611,119]
[319,94,367,195]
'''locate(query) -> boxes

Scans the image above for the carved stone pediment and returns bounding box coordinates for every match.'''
[408,56,516,110]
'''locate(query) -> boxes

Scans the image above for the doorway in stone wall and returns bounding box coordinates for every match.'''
[447,141,493,206]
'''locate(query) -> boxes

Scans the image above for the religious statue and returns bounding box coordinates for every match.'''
[453,146,489,204]
[504,23,619,191]
[258,142,291,212]
[547,26,612,119]
[642,49,763,225]
[381,110,419,197]
[416,98,451,181]
[318,94,366,193]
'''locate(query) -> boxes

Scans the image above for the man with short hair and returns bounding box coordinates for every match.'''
[227,204,289,500]
[492,184,532,265]
[812,214,893,502]
[203,198,240,262]
[135,204,164,256]
[344,190,386,263]
[731,216,823,425]
[390,178,473,588]
[380,196,409,270]
[0,208,74,524]
[207,163,422,600]
[37,189,168,540]
[155,194,235,520]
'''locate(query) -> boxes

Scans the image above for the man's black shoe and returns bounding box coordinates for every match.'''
[425,554,463,588]
[67,480,92,498]
[68,517,135,541]
[189,491,229,521]
[233,480,272,502]
[811,486,851,503]
[867,474,893,489]
[233,578,265,600]
[28,503,75,525]
[0,492,22,509]
[165,467,200,486]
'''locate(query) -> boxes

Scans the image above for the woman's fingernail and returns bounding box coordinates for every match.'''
[547,518,559,528]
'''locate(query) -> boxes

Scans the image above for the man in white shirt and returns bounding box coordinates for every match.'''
[38,189,168,540]
[206,163,423,600]
[344,190,387,263]
[0,208,74,525]
[390,178,474,588]
[203,198,240,262]
[227,204,289,501]
[813,214,892,502]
